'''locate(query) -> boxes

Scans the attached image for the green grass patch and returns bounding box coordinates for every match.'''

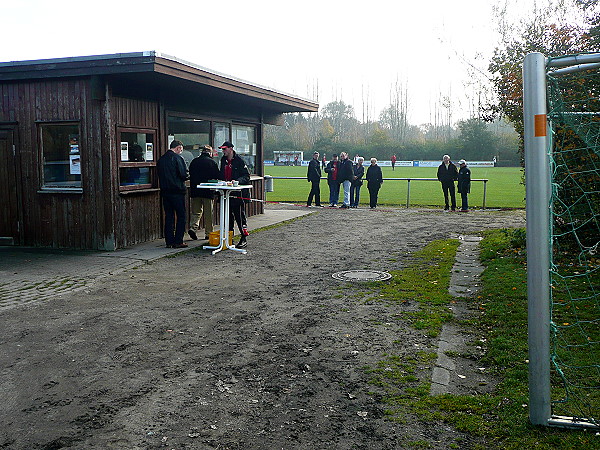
[361,230,597,448]
[364,239,459,337]
[265,165,525,209]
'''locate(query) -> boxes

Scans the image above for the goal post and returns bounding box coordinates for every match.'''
[523,51,600,429]
[523,52,552,426]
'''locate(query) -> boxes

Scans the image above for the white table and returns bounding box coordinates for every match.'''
[196,184,252,255]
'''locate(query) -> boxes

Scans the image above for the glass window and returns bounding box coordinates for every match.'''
[232,125,257,174]
[213,122,230,160]
[40,123,82,189]
[168,117,211,168]
[118,128,156,189]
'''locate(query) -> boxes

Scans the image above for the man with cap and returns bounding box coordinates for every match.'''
[188,145,220,240]
[157,139,188,248]
[457,159,471,212]
[219,141,251,249]
[436,154,458,211]
[306,151,323,207]
[324,153,340,207]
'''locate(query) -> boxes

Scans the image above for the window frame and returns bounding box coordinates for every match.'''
[38,121,83,192]
[117,126,157,192]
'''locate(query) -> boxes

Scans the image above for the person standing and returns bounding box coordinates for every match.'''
[338,152,354,208]
[350,156,365,208]
[188,145,220,240]
[157,139,188,248]
[457,159,471,212]
[306,151,323,207]
[321,154,327,170]
[391,154,397,171]
[325,154,340,207]
[366,157,384,209]
[219,141,251,249]
[436,154,458,211]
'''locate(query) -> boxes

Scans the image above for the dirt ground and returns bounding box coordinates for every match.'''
[0,204,525,449]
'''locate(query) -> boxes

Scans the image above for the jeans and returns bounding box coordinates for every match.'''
[328,181,340,205]
[460,192,469,211]
[350,184,361,207]
[342,180,351,206]
[162,193,186,246]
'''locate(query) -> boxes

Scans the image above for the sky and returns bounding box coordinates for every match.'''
[3,0,552,125]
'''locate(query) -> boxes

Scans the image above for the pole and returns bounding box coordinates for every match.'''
[482,180,487,210]
[523,52,552,426]
[406,179,411,208]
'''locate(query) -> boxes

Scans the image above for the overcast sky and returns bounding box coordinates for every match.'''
[3,0,554,125]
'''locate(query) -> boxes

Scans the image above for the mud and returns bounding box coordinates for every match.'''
[0,205,525,449]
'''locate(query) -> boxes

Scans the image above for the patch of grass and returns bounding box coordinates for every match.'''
[362,231,597,448]
[364,239,459,337]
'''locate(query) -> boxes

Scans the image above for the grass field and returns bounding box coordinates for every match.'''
[264,166,525,209]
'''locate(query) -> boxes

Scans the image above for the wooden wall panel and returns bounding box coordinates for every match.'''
[0,78,111,249]
[1,80,266,250]
[111,96,162,249]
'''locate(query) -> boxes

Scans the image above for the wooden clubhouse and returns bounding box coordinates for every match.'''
[0,52,318,250]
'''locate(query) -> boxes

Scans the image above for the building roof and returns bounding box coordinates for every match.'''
[0,51,319,114]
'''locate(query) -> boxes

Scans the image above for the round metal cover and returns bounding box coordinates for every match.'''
[332,270,392,282]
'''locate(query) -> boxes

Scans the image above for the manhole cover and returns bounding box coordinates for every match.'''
[332,270,392,282]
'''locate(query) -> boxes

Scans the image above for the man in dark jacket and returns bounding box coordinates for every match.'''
[306,151,323,207]
[219,141,251,249]
[337,152,354,208]
[325,154,340,207]
[436,154,458,211]
[188,145,220,240]
[157,139,188,248]
[457,159,471,212]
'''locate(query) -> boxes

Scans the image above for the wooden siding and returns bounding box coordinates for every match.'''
[1,78,266,250]
[110,96,162,249]
[0,78,112,250]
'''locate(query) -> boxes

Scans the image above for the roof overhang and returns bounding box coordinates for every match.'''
[0,51,319,115]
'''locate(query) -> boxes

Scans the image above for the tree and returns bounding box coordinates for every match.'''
[487,0,597,163]
[321,100,358,143]
[456,118,498,160]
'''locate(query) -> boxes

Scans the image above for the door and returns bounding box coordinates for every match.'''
[0,129,21,245]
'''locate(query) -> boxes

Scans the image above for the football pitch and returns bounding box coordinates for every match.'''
[264,166,525,209]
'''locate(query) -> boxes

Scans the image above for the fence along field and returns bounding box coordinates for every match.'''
[264,166,525,209]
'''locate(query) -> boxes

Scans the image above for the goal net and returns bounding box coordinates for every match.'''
[545,54,600,427]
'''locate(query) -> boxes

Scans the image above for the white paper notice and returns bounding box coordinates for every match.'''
[69,154,81,175]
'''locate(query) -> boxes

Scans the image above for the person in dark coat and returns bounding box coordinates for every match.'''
[436,154,458,211]
[219,141,251,249]
[350,156,365,208]
[324,154,340,207]
[337,152,354,208]
[188,145,220,240]
[306,151,323,207]
[457,159,471,212]
[157,139,188,248]
[366,157,384,209]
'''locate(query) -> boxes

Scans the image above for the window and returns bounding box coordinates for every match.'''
[167,117,211,167]
[40,123,82,189]
[213,122,230,160]
[118,128,156,190]
[232,125,257,173]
